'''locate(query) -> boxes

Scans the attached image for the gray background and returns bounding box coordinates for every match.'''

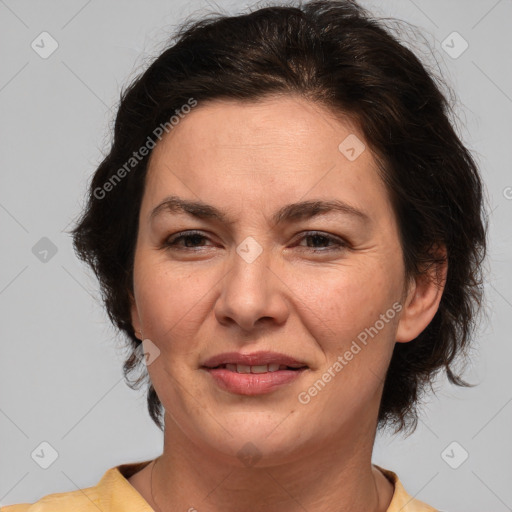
[1,0,511,510]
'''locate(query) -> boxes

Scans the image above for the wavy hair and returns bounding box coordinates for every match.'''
[70,0,488,435]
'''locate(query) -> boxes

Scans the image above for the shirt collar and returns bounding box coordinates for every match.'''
[98,460,436,512]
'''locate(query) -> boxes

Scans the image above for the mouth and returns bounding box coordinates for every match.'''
[200,351,309,395]
[204,363,308,373]
[201,351,309,370]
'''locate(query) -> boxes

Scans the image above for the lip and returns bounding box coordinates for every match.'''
[201,351,309,396]
[203,367,307,395]
[201,351,307,368]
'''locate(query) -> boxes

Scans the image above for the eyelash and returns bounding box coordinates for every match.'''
[163,230,348,253]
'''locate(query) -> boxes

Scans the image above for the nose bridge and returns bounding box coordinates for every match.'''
[215,236,287,331]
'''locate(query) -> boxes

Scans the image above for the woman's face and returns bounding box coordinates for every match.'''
[130,95,417,462]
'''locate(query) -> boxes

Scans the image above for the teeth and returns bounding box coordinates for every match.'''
[251,365,268,374]
[237,364,251,374]
[221,363,295,373]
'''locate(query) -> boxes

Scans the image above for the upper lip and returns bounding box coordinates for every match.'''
[201,351,308,368]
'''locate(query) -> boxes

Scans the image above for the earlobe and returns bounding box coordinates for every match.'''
[395,246,448,343]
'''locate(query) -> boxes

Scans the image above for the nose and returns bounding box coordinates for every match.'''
[214,245,290,333]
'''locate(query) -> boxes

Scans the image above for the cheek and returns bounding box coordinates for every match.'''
[291,262,399,348]
[134,257,217,347]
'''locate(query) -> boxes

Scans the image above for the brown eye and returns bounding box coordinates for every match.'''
[164,231,212,249]
[296,231,348,252]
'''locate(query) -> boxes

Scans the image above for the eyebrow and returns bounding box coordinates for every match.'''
[149,195,371,227]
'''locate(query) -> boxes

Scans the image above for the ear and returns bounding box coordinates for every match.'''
[129,289,143,341]
[396,244,448,343]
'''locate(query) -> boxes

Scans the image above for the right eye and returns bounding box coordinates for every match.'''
[163,230,214,249]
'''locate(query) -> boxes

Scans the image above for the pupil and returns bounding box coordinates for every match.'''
[309,235,327,247]
[185,234,203,247]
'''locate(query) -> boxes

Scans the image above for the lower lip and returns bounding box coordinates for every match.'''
[203,367,306,395]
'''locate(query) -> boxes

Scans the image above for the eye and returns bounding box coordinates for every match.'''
[162,230,349,253]
[296,231,348,252]
[163,230,214,249]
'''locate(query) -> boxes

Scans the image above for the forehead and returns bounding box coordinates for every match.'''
[149,95,361,166]
[143,95,392,223]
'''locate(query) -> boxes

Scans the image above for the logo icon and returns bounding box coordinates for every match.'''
[31,441,59,469]
[237,442,262,467]
[135,338,161,366]
[236,236,263,264]
[441,441,469,469]
[31,32,59,59]
[441,32,469,59]
[32,237,58,263]
[338,134,366,161]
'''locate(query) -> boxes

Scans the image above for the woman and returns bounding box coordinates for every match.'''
[4,0,487,510]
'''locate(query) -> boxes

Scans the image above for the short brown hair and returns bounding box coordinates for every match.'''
[71,0,488,435]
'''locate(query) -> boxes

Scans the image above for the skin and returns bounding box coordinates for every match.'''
[128,94,447,512]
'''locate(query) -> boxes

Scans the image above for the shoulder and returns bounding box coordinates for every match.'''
[374,464,439,512]
[1,484,103,512]
[1,460,154,512]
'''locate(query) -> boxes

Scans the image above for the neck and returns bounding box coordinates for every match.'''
[149,413,392,512]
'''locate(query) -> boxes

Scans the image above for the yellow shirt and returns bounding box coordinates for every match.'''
[1,461,438,511]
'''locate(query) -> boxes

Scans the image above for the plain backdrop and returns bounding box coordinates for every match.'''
[1,0,511,510]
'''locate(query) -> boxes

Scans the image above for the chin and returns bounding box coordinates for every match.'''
[185,410,315,467]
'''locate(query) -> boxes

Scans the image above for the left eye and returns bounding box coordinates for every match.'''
[296,231,347,251]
